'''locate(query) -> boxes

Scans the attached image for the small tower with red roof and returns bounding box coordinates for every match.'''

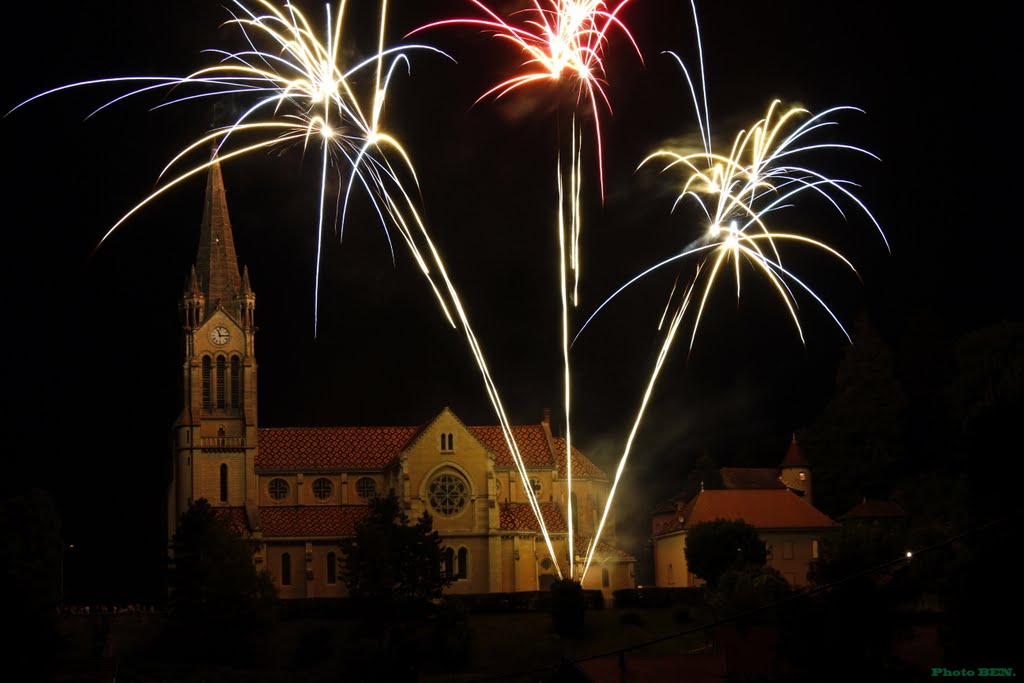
[779,434,812,505]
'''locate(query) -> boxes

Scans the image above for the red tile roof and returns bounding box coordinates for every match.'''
[468,425,553,469]
[468,425,605,478]
[679,490,837,531]
[499,502,568,532]
[552,437,606,478]
[838,499,906,521]
[578,537,635,561]
[256,426,419,470]
[258,505,372,538]
[255,416,605,479]
[780,435,809,467]
[213,506,250,537]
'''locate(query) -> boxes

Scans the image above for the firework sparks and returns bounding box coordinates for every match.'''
[419,0,640,579]
[10,0,568,570]
[11,0,451,329]
[578,3,886,582]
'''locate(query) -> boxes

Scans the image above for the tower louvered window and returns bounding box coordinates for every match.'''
[216,356,226,409]
[230,355,241,409]
[202,356,212,410]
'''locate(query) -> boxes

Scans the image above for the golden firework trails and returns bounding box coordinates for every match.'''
[419,0,639,579]
[11,0,567,569]
[12,0,447,329]
[578,7,886,581]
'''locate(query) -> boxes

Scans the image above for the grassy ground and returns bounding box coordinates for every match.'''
[64,606,712,682]
[419,607,711,682]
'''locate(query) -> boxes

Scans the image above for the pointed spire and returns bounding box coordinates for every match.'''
[240,265,252,295]
[237,265,256,330]
[187,265,201,296]
[195,155,241,319]
[180,265,206,329]
[780,433,809,468]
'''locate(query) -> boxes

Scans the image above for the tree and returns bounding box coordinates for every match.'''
[807,521,906,588]
[781,521,918,679]
[342,493,450,629]
[800,314,908,516]
[684,519,767,588]
[0,490,63,681]
[343,494,451,681]
[945,321,1024,430]
[167,498,276,667]
[713,563,791,627]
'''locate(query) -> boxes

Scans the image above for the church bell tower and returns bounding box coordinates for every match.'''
[168,159,259,546]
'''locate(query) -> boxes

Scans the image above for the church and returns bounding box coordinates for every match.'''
[166,161,636,601]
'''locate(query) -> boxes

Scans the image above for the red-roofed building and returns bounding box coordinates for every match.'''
[652,489,837,587]
[651,436,835,588]
[838,498,907,524]
[168,164,634,601]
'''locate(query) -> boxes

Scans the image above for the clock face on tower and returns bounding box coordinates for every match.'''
[209,325,230,346]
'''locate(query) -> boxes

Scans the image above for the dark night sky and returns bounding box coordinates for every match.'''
[2,1,1016,601]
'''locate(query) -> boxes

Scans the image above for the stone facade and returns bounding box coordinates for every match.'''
[167,162,635,602]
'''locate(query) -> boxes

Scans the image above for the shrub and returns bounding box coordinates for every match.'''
[550,579,586,637]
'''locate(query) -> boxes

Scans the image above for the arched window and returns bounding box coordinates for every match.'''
[202,356,212,410]
[219,464,228,503]
[457,547,468,579]
[326,552,337,584]
[447,433,454,451]
[230,356,241,409]
[216,356,226,409]
[440,433,446,451]
[602,568,610,587]
[281,553,292,586]
[441,547,454,579]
